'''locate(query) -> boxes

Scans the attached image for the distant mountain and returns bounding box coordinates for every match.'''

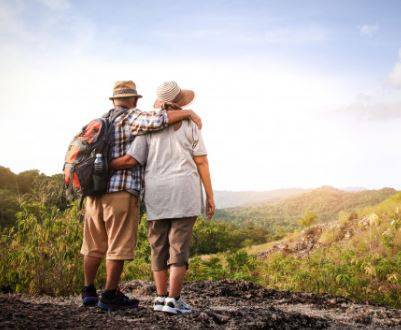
[215,186,397,232]
[342,186,366,192]
[214,189,308,209]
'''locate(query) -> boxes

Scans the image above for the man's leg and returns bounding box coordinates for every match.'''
[82,254,102,306]
[98,192,140,310]
[105,260,124,290]
[84,255,102,286]
[80,196,107,306]
[81,196,107,287]
[103,192,139,288]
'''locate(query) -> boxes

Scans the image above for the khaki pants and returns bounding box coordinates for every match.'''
[80,191,139,260]
[147,217,197,271]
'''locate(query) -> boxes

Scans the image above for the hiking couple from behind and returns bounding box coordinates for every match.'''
[69,80,214,314]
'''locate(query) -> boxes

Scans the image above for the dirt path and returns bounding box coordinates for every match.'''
[2,280,401,329]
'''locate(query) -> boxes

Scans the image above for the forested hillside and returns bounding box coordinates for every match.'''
[0,166,67,228]
[251,192,401,307]
[215,186,397,233]
[214,189,307,209]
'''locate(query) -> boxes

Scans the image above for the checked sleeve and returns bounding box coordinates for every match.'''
[127,109,169,135]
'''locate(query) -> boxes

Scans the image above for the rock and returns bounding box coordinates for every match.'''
[359,213,380,227]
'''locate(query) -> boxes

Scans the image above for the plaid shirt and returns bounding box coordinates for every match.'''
[107,106,169,195]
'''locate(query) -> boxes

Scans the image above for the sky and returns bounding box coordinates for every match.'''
[0,0,401,191]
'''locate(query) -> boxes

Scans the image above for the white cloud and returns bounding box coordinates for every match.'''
[334,80,401,121]
[336,101,401,121]
[388,48,401,89]
[265,26,327,45]
[0,1,28,40]
[359,24,379,37]
[35,0,70,10]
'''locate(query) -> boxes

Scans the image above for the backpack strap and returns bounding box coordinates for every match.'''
[102,107,128,124]
[64,165,76,204]
[110,108,128,122]
[79,195,85,210]
[68,166,74,194]
[101,108,130,163]
[102,108,114,119]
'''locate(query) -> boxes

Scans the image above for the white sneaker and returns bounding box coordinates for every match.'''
[162,297,192,314]
[153,296,166,312]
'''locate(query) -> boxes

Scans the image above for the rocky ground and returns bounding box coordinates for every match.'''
[2,280,401,329]
[256,214,373,259]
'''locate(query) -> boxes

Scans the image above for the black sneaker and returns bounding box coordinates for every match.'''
[97,289,139,311]
[81,284,98,306]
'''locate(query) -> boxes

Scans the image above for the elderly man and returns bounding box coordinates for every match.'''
[80,81,201,311]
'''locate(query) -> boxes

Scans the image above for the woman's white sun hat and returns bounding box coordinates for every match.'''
[154,81,195,108]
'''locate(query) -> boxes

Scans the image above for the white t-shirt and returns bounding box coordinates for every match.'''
[128,119,207,220]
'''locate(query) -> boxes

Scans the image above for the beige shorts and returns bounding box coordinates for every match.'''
[80,191,139,260]
[147,217,197,271]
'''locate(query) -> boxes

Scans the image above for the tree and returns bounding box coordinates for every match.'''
[298,211,317,228]
[0,166,17,191]
[0,189,19,227]
[16,170,41,195]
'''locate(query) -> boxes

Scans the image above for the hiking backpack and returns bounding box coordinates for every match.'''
[63,109,126,202]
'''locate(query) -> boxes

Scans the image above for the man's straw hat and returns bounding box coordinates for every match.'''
[109,80,142,100]
[154,81,194,108]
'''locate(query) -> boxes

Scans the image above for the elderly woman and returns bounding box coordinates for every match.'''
[110,81,214,314]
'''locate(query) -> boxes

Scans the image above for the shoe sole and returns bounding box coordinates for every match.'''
[162,305,178,314]
[153,304,164,312]
[97,301,112,312]
[82,297,98,306]
[162,305,192,314]
[97,301,139,312]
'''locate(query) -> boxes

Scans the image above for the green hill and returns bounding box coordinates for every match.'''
[251,192,401,307]
[174,191,401,308]
[214,188,307,209]
[215,186,397,234]
[0,166,66,228]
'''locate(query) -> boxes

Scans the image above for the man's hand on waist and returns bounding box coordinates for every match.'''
[188,110,202,129]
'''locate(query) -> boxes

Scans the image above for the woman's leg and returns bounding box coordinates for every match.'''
[169,266,186,298]
[167,217,197,298]
[153,270,168,296]
[147,220,171,295]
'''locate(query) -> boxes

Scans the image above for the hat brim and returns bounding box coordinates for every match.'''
[154,89,194,108]
[109,94,142,100]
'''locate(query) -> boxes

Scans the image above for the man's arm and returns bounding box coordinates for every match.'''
[110,155,138,170]
[129,108,201,135]
[169,110,202,129]
[110,134,149,170]
[193,155,215,220]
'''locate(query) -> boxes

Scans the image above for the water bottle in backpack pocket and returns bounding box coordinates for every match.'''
[93,153,108,193]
